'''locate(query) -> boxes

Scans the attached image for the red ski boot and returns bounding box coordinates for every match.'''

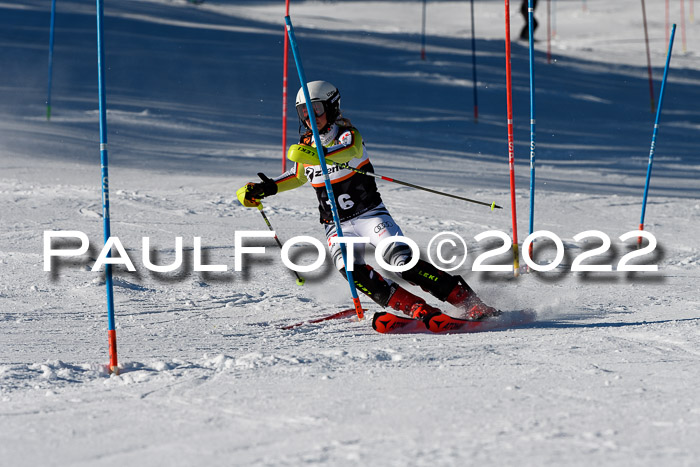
[462,296,500,321]
[409,302,442,321]
[445,280,500,321]
[387,286,442,320]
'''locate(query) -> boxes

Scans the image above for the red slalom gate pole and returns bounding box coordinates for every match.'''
[281,0,291,172]
[504,0,520,276]
[547,0,552,63]
[680,0,688,53]
[420,0,427,60]
[469,0,479,122]
[641,0,655,113]
[666,0,670,46]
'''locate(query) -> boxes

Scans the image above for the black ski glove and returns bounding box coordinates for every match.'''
[236,173,278,208]
[247,173,278,200]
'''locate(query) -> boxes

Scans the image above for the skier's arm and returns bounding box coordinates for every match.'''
[236,164,307,208]
[287,129,363,166]
[272,162,307,193]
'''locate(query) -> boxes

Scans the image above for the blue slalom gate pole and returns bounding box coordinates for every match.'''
[639,24,676,247]
[469,0,479,122]
[96,0,119,373]
[284,16,365,320]
[527,0,537,261]
[46,0,56,120]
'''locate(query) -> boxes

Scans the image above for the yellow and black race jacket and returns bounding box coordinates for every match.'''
[272,121,382,224]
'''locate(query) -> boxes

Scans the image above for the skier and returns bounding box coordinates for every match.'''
[236,81,498,322]
[520,0,539,41]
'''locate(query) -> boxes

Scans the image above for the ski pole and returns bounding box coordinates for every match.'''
[256,201,305,286]
[285,15,364,320]
[639,24,676,247]
[333,162,501,210]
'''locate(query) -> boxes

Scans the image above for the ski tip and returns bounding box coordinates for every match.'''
[371,312,392,333]
[372,311,416,333]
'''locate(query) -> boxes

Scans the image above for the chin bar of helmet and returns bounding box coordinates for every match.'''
[332,162,501,210]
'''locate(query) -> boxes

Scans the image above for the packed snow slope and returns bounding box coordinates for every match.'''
[1,0,699,465]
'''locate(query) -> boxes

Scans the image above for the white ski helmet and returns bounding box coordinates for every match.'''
[295,81,341,129]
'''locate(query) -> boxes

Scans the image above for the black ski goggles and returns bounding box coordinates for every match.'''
[296,101,325,121]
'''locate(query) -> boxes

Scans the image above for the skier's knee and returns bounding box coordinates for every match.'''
[381,242,413,268]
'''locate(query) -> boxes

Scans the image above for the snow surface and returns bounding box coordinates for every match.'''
[1,0,699,465]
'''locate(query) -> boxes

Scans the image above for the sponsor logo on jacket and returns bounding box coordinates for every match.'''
[305,164,346,182]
